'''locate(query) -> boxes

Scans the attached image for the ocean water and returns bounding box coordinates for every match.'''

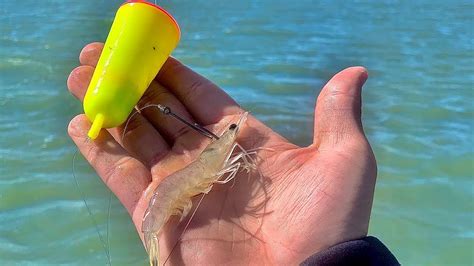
[1,0,472,265]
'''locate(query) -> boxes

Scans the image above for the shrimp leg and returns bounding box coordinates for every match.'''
[228,147,258,173]
[214,144,261,186]
[233,144,267,183]
[237,145,265,175]
[228,151,258,166]
[215,162,241,185]
[229,151,256,184]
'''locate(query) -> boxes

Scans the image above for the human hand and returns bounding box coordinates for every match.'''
[67,42,376,265]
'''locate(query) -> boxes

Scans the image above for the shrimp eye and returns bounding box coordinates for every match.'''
[229,124,237,130]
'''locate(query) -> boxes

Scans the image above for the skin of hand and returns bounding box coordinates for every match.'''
[67,42,377,265]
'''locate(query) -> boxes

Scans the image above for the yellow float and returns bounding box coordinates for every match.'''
[83,0,180,139]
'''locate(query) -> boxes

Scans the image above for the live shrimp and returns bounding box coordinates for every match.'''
[142,112,258,266]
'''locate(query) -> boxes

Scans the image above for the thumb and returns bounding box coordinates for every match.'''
[313,66,369,149]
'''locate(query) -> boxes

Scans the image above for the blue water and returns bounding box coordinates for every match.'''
[1,0,473,265]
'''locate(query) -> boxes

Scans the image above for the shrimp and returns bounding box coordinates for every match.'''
[142,112,258,266]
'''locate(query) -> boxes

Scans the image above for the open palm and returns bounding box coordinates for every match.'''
[68,42,376,265]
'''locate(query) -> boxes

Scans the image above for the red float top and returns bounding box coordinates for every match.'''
[122,0,180,37]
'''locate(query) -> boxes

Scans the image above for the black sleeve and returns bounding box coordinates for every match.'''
[300,236,400,266]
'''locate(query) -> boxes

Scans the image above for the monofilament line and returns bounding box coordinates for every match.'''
[72,149,112,265]
[122,104,219,142]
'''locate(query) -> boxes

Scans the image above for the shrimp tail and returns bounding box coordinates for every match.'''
[144,231,160,266]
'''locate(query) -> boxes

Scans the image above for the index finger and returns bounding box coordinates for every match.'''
[156,57,242,125]
[68,115,151,215]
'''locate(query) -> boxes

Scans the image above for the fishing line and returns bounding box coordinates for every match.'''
[72,147,112,265]
[122,104,219,142]
[106,190,112,265]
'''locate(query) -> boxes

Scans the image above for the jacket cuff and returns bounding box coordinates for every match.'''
[300,236,399,266]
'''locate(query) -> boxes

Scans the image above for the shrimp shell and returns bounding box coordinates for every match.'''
[142,112,253,265]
